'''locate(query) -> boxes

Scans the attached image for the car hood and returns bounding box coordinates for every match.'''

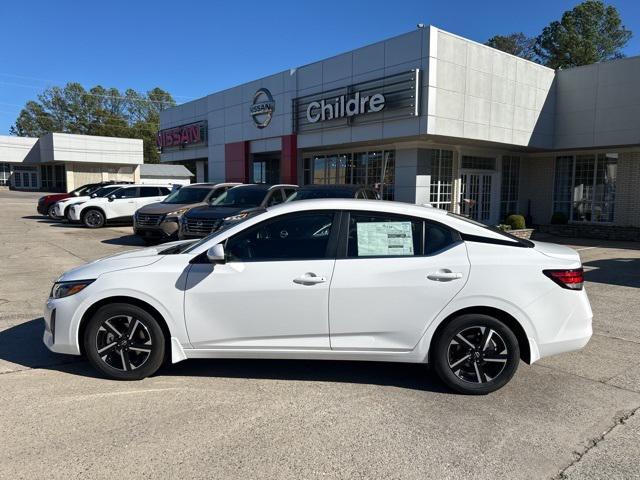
[58,196,89,205]
[57,239,196,282]
[184,205,250,220]
[137,201,204,215]
[41,193,70,203]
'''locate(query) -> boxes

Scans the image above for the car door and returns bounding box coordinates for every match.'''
[329,211,470,351]
[108,187,140,219]
[184,210,339,349]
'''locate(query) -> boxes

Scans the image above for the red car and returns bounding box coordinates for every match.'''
[37,181,132,217]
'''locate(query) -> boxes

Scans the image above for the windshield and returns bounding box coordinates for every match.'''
[211,188,266,208]
[287,188,355,201]
[163,187,212,204]
[73,184,99,196]
[92,185,122,197]
[182,212,262,254]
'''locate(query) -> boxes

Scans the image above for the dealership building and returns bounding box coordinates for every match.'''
[158,25,640,237]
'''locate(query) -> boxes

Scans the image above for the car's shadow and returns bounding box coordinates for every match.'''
[0,318,449,393]
[583,257,640,288]
[101,234,148,246]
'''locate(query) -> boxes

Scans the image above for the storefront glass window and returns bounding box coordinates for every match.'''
[500,156,520,220]
[553,153,617,223]
[428,149,453,210]
[0,163,10,186]
[304,150,395,200]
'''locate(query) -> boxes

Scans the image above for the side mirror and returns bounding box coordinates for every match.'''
[206,244,226,263]
[108,194,116,202]
[90,193,97,198]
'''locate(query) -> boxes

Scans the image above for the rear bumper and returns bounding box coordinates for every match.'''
[529,289,593,362]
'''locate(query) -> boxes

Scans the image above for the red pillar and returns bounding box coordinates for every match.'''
[281,134,298,184]
[225,141,250,183]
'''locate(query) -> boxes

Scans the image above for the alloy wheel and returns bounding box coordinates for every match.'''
[95,315,153,371]
[447,326,508,384]
[84,210,104,227]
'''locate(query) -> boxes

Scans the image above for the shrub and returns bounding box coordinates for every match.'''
[505,214,526,230]
[550,212,568,225]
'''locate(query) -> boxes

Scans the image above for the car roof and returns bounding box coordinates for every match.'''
[185,182,241,188]
[296,184,369,191]
[228,183,298,191]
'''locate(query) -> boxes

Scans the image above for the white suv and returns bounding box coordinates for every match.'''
[53,184,130,220]
[68,185,172,228]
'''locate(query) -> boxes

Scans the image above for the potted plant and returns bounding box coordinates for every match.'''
[497,214,535,240]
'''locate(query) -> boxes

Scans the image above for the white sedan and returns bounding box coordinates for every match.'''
[43,199,592,394]
[68,185,172,228]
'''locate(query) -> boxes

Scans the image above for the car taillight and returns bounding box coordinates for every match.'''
[543,268,584,290]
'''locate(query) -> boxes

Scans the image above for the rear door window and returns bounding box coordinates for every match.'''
[346,212,423,258]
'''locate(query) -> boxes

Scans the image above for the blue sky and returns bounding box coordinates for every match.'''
[1,0,639,134]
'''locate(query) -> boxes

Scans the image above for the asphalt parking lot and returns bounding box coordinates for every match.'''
[1,189,639,480]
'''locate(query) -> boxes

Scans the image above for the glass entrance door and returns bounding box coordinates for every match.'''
[460,173,494,223]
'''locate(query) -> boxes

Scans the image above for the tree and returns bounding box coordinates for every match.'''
[10,83,176,163]
[485,33,537,61]
[534,0,632,69]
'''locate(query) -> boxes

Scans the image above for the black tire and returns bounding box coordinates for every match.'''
[432,314,519,395]
[83,303,166,380]
[82,208,105,228]
[47,205,57,218]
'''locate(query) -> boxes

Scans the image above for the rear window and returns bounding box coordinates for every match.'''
[446,212,533,247]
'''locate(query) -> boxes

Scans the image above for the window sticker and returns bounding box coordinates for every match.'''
[356,222,414,256]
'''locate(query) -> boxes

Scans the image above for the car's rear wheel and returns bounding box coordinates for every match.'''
[82,209,105,228]
[47,205,57,218]
[83,303,165,380]
[432,314,519,395]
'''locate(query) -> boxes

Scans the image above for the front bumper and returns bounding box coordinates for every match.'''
[37,204,47,215]
[53,203,66,218]
[68,206,81,222]
[43,296,82,356]
[134,218,179,240]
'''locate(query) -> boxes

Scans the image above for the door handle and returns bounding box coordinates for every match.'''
[427,270,463,281]
[293,273,327,285]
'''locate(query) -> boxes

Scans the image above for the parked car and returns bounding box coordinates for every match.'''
[52,184,131,221]
[286,184,380,201]
[178,183,298,239]
[133,182,239,243]
[68,185,172,228]
[44,199,592,393]
[36,181,132,217]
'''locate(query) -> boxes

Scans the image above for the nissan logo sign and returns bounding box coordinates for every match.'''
[250,88,275,129]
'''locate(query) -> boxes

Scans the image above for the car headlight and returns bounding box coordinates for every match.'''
[50,280,94,299]
[224,212,250,222]
[165,208,188,218]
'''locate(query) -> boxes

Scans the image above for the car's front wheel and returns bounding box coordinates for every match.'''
[47,205,57,218]
[82,209,105,228]
[83,303,165,380]
[432,314,520,395]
